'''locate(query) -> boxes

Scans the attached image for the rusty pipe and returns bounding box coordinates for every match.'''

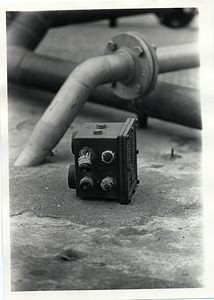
[14,51,135,166]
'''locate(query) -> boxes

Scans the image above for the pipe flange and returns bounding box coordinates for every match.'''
[104,31,158,99]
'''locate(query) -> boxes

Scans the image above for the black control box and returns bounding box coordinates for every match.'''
[68,118,139,204]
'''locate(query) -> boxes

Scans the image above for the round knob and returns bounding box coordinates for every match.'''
[101,150,115,164]
[79,176,93,191]
[100,177,116,191]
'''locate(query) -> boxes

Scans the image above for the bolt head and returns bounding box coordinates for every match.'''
[134,46,144,56]
[107,40,117,51]
[151,44,157,51]
[133,84,142,94]
[96,123,107,129]
[93,129,103,135]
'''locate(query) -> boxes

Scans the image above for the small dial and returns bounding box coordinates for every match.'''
[101,150,115,164]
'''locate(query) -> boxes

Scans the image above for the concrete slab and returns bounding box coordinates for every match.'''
[7,13,203,291]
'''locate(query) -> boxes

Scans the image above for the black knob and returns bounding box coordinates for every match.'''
[79,176,93,191]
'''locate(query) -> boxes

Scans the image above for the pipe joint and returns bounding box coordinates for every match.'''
[114,48,136,85]
[104,31,159,99]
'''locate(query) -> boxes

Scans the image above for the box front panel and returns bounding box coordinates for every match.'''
[74,137,120,199]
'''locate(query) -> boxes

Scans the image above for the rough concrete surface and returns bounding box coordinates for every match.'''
[8,13,203,291]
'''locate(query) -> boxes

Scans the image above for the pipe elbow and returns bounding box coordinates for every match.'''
[69,52,133,92]
[7,11,56,50]
[14,51,133,166]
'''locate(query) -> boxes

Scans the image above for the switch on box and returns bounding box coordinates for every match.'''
[68,118,139,204]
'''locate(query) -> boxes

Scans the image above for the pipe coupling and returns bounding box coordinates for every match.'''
[104,31,158,99]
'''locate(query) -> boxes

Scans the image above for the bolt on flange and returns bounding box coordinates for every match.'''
[134,46,144,57]
[107,40,117,51]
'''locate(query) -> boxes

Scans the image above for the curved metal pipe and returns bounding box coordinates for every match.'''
[14,51,134,166]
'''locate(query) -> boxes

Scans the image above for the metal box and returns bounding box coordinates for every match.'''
[68,118,139,204]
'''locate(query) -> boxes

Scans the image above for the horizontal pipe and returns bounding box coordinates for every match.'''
[7,9,163,49]
[13,79,201,167]
[8,9,197,30]
[137,82,201,129]
[7,9,173,32]
[88,82,202,129]
[7,46,77,89]
[7,42,200,93]
[7,11,200,100]
[7,12,200,90]
[157,43,200,73]
[11,43,201,167]
[14,52,134,166]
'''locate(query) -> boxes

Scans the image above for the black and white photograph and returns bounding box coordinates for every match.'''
[0,1,214,299]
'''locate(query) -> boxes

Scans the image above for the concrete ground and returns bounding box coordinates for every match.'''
[8,12,203,291]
